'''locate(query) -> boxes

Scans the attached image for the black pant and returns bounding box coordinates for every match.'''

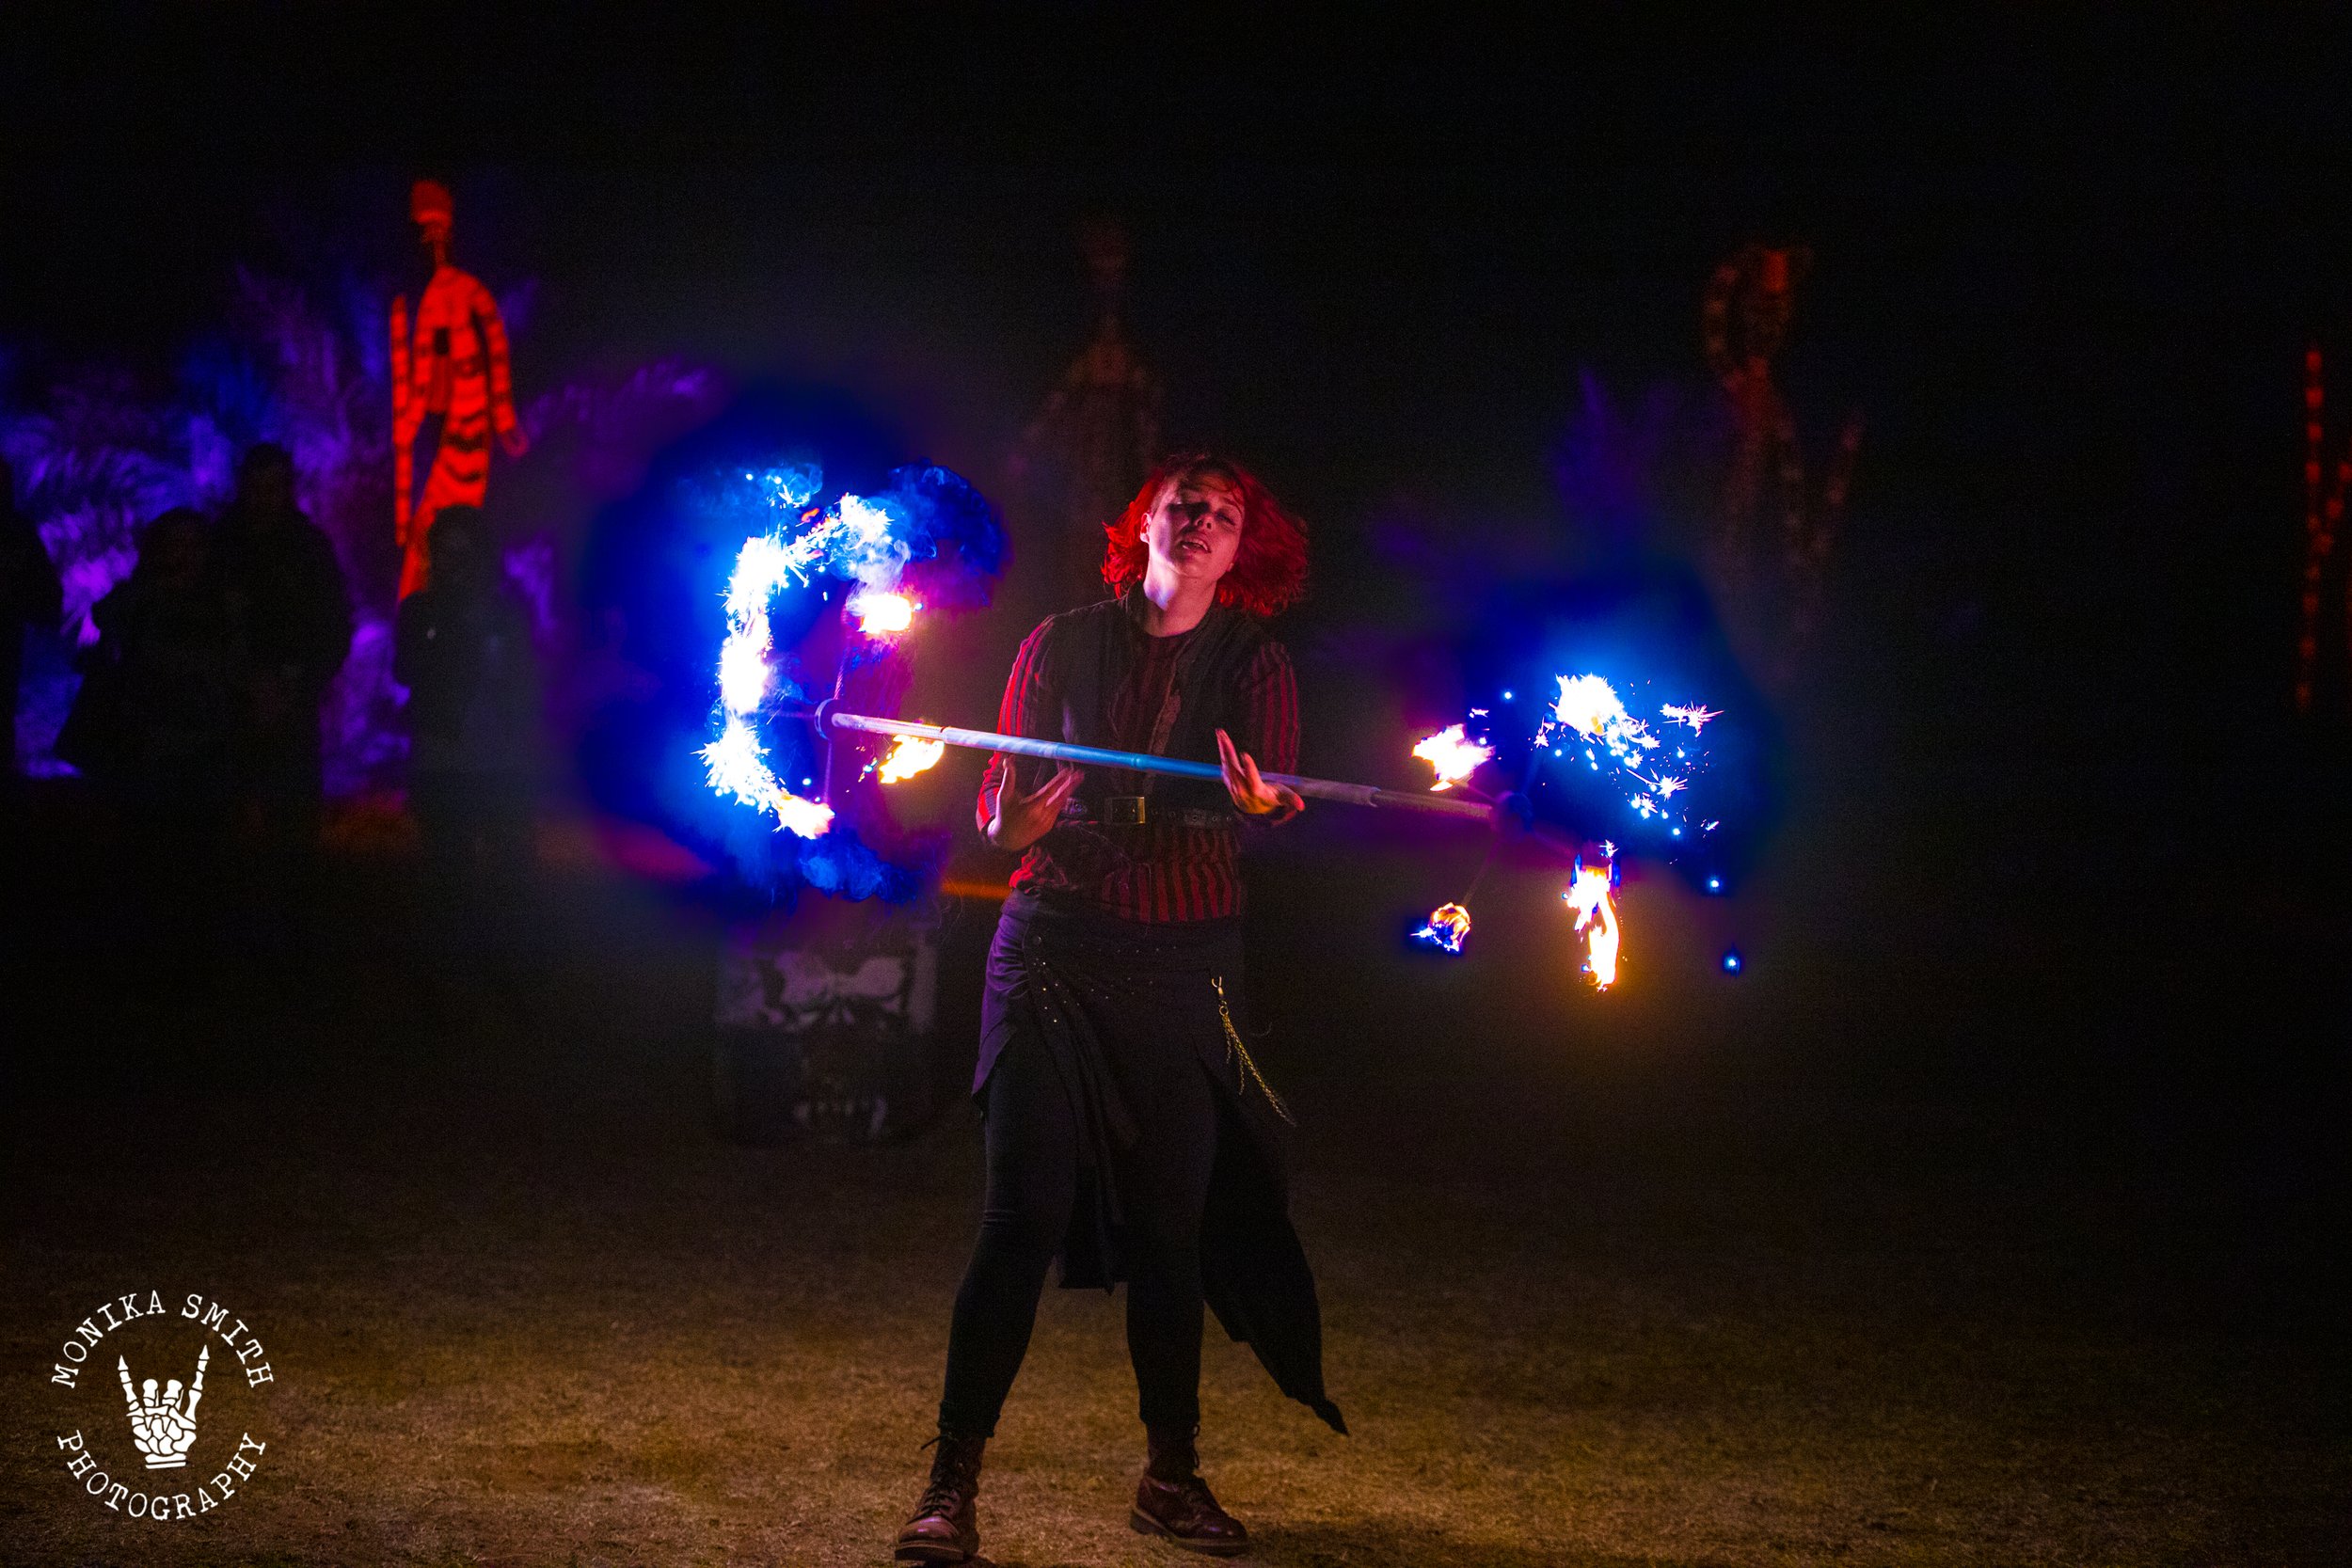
[938,1022,1218,1438]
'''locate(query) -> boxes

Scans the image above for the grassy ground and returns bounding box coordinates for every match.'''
[2,816,2343,1566]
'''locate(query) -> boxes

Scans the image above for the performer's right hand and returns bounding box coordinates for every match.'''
[986,762,1083,852]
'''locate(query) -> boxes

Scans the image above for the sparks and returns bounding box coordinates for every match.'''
[1529,674,1724,837]
[1562,860,1622,990]
[717,532,793,721]
[705,471,919,839]
[1550,674,1659,756]
[1398,668,1728,982]
[874,734,946,784]
[700,716,835,838]
[1661,703,1723,734]
[1412,902,1473,955]
[1411,724,1492,792]
[849,589,918,636]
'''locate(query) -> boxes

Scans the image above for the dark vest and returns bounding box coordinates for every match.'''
[1040,590,1271,825]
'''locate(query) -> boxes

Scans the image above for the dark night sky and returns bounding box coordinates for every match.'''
[8,8,2352,919]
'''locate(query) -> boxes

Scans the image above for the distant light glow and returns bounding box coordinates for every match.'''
[1721,949,1743,974]
[1411,724,1492,792]
[1412,902,1473,955]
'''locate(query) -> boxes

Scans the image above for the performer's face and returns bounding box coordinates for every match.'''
[1145,472,1245,587]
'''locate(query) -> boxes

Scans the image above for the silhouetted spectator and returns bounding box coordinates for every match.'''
[72,508,236,793]
[0,455,65,777]
[61,509,238,962]
[214,444,351,895]
[394,505,542,907]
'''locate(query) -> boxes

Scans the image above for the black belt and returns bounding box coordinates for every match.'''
[1069,797,1236,829]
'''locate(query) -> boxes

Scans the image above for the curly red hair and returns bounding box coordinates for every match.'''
[1101,452,1309,617]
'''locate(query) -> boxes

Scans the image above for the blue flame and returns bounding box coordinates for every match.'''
[691,456,1002,897]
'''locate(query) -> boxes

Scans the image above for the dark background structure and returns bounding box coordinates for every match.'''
[3,11,2345,1565]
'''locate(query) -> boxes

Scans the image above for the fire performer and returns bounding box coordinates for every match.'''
[896,453,1341,1563]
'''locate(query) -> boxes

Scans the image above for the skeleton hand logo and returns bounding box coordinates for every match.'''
[117,1347,207,1468]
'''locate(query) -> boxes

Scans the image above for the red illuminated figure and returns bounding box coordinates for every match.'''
[1012,220,1164,610]
[391,180,526,598]
[1703,244,1862,650]
[2295,343,2352,712]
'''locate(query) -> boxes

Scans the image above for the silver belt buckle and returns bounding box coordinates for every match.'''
[1103,796,1147,826]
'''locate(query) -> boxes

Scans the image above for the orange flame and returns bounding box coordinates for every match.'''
[1562,862,1621,990]
[849,590,918,636]
[1410,724,1492,791]
[876,735,946,784]
[1412,902,1472,953]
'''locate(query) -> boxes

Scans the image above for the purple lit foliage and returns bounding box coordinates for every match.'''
[6,268,723,786]
[5,370,226,771]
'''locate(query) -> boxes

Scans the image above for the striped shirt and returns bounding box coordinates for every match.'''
[977,616,1300,923]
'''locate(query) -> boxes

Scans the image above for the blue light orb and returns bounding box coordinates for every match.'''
[1707,877,1722,892]
[1721,949,1743,974]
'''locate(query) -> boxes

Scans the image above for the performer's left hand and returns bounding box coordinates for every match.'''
[1216,729,1305,817]
[500,424,531,459]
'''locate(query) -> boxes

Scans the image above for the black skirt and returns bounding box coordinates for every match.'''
[976,889,1347,1434]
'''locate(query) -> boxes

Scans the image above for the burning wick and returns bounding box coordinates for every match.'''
[1411,902,1473,955]
[1411,724,1492,792]
[848,589,918,636]
[1562,859,1621,990]
[874,735,946,784]
[1551,674,1658,754]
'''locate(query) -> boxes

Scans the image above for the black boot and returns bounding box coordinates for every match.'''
[1131,1422,1250,1557]
[896,1430,986,1563]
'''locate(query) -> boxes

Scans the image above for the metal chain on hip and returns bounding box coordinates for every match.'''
[1212,975,1295,1125]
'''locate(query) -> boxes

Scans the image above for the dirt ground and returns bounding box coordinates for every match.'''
[2,809,2344,1567]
